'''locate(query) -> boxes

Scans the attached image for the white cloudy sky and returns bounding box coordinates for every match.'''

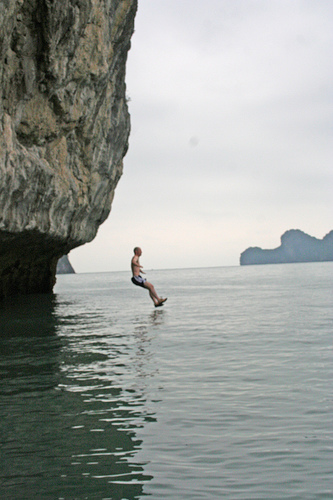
[70,0,333,273]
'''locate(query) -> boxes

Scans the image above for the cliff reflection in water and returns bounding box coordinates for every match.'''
[0,294,156,499]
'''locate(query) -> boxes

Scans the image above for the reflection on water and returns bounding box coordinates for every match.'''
[0,294,158,499]
[1,265,332,499]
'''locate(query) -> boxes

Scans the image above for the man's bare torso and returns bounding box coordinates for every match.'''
[131,255,140,276]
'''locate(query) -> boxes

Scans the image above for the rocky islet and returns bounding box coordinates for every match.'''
[240,229,333,265]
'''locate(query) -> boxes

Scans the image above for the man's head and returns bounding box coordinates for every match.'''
[134,247,142,256]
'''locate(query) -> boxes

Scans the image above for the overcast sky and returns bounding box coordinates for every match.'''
[70,0,333,273]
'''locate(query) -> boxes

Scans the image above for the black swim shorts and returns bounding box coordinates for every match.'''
[131,275,147,288]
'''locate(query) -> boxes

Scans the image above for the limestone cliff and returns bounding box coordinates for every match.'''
[240,230,333,265]
[56,255,75,274]
[0,0,137,298]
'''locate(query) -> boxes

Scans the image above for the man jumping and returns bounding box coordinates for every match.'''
[131,247,167,307]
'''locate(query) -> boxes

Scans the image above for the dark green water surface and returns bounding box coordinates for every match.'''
[0,263,332,499]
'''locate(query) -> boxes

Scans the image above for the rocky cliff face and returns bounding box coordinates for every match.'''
[56,255,75,274]
[0,0,137,298]
[240,230,333,265]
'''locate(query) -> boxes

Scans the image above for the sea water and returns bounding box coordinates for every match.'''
[0,263,332,499]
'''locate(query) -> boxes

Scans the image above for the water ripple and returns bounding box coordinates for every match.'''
[0,264,332,499]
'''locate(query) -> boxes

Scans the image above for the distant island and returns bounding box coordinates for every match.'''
[56,255,75,274]
[240,230,333,266]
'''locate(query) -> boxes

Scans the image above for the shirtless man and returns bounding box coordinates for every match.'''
[131,247,167,307]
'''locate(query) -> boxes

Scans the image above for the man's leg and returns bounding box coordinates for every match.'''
[149,290,158,305]
[144,281,160,304]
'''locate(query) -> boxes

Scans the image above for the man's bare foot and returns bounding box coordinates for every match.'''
[154,298,166,308]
